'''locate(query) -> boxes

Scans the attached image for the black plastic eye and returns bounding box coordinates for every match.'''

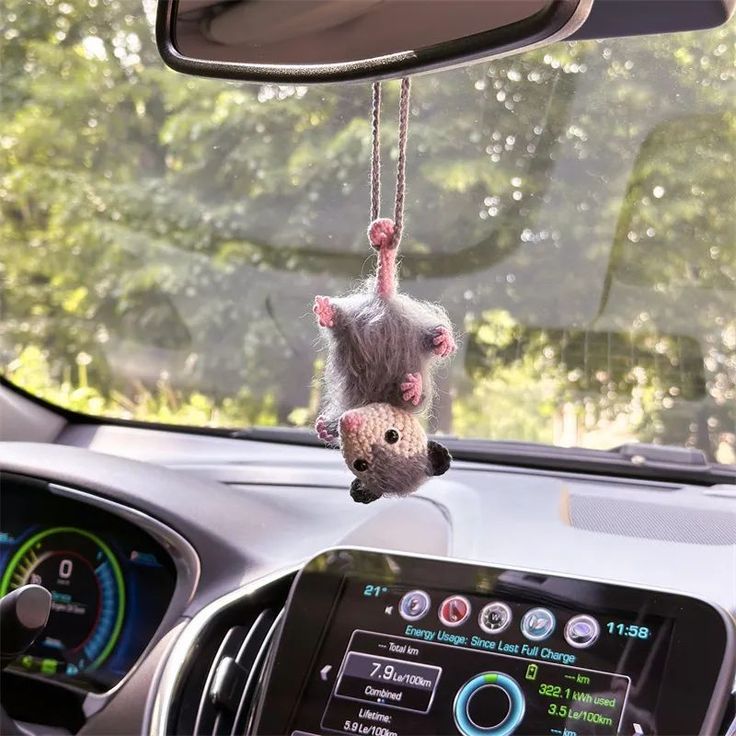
[384,429,400,444]
[353,459,369,472]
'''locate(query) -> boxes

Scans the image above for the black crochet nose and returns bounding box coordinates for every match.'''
[353,459,369,472]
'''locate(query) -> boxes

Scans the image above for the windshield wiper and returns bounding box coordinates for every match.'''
[231,427,734,486]
[439,439,735,486]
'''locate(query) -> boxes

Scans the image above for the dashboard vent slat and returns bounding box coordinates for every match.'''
[183,608,283,736]
[193,625,251,735]
[212,609,277,735]
[231,610,283,736]
[164,573,293,736]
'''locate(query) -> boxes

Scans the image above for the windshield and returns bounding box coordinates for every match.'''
[1,1,734,464]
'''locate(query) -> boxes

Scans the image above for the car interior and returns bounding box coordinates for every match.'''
[1,1,735,735]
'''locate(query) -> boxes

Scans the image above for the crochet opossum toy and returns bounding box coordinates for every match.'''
[313,218,456,504]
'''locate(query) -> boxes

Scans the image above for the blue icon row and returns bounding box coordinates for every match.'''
[398,591,600,648]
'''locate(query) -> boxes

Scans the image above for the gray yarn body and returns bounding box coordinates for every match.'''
[314,78,454,502]
[319,285,451,429]
[366,444,431,499]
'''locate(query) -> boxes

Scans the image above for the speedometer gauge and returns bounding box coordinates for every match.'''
[0,527,125,676]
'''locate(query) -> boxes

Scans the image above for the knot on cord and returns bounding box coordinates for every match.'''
[368,218,396,250]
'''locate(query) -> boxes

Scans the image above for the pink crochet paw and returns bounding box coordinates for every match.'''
[400,372,423,406]
[313,295,336,328]
[368,218,396,250]
[315,415,337,443]
[433,325,456,358]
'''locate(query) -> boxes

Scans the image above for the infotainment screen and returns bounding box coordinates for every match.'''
[254,549,734,736]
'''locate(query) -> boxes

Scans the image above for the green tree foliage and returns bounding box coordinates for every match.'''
[1,0,734,461]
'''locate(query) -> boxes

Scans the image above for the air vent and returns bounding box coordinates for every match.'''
[165,575,292,736]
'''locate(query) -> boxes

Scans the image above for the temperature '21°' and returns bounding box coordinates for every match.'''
[363,584,389,598]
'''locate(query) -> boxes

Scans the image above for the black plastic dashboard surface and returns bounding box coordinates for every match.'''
[0,473,177,692]
[255,549,735,736]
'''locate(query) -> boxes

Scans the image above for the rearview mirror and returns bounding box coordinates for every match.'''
[157,0,736,84]
[156,0,593,83]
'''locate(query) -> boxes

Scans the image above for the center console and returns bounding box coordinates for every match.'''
[254,549,735,736]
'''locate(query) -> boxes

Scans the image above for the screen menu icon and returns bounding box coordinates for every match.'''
[564,615,601,649]
[478,602,513,634]
[398,590,431,622]
[520,607,556,641]
[438,595,471,627]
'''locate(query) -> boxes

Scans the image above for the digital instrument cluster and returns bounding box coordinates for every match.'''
[255,549,735,736]
[0,474,177,692]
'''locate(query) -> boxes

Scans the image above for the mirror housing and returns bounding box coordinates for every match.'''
[157,0,736,84]
[156,0,594,83]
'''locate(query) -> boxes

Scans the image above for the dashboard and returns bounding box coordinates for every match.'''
[256,550,734,736]
[0,423,735,736]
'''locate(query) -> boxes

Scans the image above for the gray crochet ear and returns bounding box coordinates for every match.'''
[350,478,381,504]
[427,440,452,476]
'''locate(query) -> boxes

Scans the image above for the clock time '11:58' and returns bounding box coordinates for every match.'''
[606,621,651,639]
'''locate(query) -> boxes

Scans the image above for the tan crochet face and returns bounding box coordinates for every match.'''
[339,403,427,477]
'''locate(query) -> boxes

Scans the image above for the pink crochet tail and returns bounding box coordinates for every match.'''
[368,218,397,299]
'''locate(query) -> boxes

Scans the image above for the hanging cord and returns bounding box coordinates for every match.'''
[368,78,411,252]
[370,81,382,224]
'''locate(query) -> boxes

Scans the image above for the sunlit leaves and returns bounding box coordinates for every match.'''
[0,0,734,458]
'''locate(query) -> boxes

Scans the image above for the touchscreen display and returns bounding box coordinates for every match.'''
[293,580,667,736]
[255,550,734,736]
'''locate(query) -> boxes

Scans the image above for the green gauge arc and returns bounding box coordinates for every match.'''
[0,526,126,670]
